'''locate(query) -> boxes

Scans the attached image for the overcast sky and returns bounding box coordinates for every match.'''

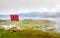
[0,0,60,14]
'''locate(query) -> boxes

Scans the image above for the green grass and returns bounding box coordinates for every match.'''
[0,29,60,38]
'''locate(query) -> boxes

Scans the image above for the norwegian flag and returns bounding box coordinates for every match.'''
[10,14,19,21]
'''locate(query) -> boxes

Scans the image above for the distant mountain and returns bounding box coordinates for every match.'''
[19,12,60,18]
[0,15,9,17]
[0,12,60,18]
[0,19,7,22]
[19,12,40,17]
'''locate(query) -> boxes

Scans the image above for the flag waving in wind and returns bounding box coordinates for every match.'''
[10,14,19,21]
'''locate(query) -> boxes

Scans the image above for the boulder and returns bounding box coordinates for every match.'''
[10,26,21,32]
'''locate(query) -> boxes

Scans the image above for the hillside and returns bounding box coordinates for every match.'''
[0,20,59,38]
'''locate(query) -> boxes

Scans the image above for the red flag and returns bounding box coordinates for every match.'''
[10,14,19,21]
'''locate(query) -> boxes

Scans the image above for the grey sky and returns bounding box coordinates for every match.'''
[0,0,60,14]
